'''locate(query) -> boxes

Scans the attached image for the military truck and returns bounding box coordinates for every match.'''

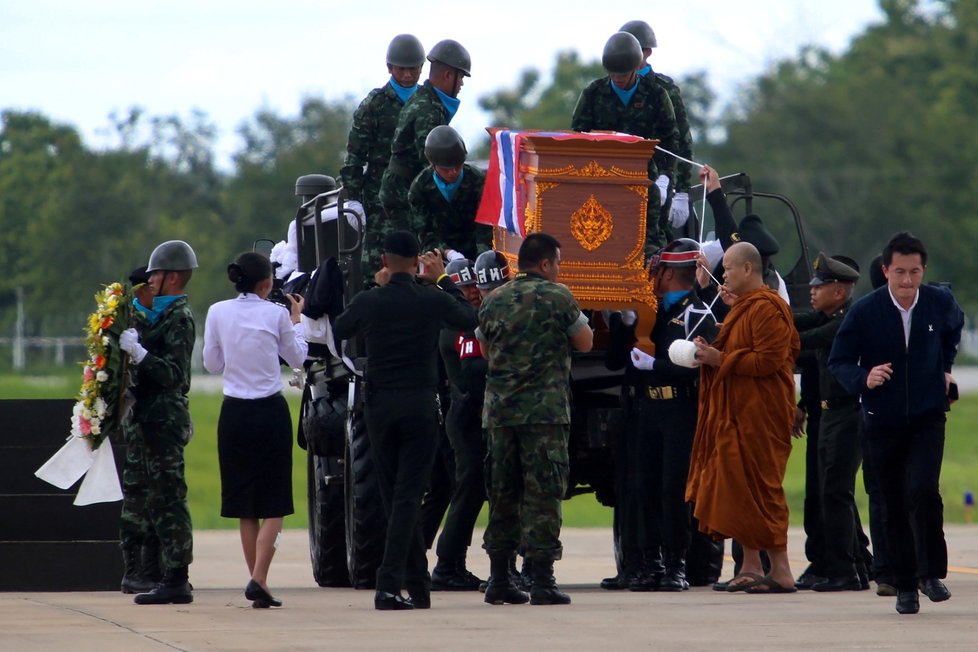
[290,170,813,589]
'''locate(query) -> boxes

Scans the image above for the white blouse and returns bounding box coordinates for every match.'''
[203,293,308,399]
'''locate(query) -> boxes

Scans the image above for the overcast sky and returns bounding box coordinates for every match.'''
[2,0,884,169]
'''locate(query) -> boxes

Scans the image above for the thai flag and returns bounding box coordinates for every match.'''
[475,129,524,236]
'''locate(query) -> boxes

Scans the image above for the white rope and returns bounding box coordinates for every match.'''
[654,145,711,241]
[655,145,705,170]
[686,290,722,341]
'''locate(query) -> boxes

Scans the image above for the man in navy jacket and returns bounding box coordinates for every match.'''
[828,231,963,615]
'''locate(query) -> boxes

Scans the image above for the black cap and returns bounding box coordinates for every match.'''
[868,254,886,290]
[733,214,780,257]
[129,265,150,285]
[383,230,420,258]
[810,252,860,286]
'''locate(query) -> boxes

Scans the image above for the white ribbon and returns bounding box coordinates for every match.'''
[35,435,122,505]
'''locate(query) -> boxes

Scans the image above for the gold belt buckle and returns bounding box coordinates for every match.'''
[820,400,829,410]
[648,386,674,400]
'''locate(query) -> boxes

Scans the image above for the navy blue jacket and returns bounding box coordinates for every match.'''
[828,284,963,427]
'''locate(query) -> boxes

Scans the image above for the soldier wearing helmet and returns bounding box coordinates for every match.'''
[620,19,697,235]
[602,237,718,593]
[474,250,510,295]
[408,126,491,261]
[341,34,426,286]
[118,240,198,605]
[571,31,680,253]
[380,39,472,223]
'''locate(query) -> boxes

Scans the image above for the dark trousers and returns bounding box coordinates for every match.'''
[802,405,824,574]
[818,405,863,577]
[435,393,486,562]
[864,413,947,591]
[616,391,696,558]
[861,419,891,582]
[364,386,439,594]
[420,427,454,549]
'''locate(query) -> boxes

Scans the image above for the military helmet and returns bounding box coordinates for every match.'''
[445,258,477,286]
[619,20,657,49]
[387,34,425,68]
[474,250,509,290]
[654,238,700,269]
[602,32,643,74]
[147,240,198,272]
[427,39,472,76]
[424,125,467,167]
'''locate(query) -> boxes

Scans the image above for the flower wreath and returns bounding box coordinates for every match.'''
[71,281,138,449]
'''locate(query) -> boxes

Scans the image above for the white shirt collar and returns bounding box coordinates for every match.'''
[887,287,919,314]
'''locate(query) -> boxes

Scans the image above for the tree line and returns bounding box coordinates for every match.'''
[1,0,974,347]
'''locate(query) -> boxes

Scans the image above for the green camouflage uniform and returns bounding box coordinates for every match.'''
[476,272,589,562]
[571,75,679,251]
[379,81,449,224]
[131,296,195,571]
[651,71,693,193]
[120,418,159,557]
[340,82,410,282]
[408,163,491,259]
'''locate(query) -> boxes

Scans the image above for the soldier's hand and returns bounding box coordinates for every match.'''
[286,293,304,325]
[791,406,806,439]
[419,249,446,282]
[695,254,713,289]
[374,267,391,287]
[700,164,721,193]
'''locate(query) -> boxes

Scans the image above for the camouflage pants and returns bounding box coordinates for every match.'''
[120,421,159,553]
[483,424,569,562]
[134,421,194,570]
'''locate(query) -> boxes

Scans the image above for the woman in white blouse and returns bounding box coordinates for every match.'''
[203,252,307,608]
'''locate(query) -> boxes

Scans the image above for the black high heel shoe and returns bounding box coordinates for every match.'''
[245,579,282,607]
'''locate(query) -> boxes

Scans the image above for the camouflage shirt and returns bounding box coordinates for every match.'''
[408,163,491,259]
[477,272,588,428]
[652,71,694,192]
[133,296,195,442]
[570,75,680,185]
[340,82,406,209]
[379,81,449,214]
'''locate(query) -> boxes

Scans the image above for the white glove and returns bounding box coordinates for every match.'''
[630,347,655,370]
[444,249,464,262]
[655,174,670,207]
[621,310,637,327]
[119,328,148,364]
[669,192,690,228]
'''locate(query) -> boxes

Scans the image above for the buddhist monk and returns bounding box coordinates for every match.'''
[686,242,800,593]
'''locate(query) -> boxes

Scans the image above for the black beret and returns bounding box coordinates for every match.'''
[128,265,150,285]
[383,230,420,258]
[810,252,860,286]
[733,214,780,257]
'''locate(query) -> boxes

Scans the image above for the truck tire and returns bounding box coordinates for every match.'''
[307,451,351,587]
[344,407,385,589]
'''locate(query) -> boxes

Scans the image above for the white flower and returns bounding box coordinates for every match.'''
[70,402,84,438]
[102,336,110,346]
[94,397,107,418]
[90,422,101,435]
[96,370,108,382]
[81,407,92,420]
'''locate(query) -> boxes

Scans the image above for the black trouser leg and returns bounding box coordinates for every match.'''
[365,388,439,594]
[435,412,487,561]
[420,427,455,549]
[802,405,824,575]
[656,398,696,552]
[817,407,862,577]
[861,415,890,582]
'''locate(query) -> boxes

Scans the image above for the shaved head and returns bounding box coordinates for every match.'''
[727,242,762,275]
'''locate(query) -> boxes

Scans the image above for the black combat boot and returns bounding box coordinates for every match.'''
[479,553,520,593]
[629,549,665,592]
[134,565,193,605]
[120,548,155,594]
[484,553,529,605]
[141,540,163,586]
[660,549,689,592]
[432,557,483,591]
[518,556,534,591]
[600,551,636,590]
[529,559,571,605]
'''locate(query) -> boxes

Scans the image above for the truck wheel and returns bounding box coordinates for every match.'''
[344,409,385,589]
[307,451,351,587]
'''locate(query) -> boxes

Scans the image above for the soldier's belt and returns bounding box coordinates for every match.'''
[820,397,860,410]
[646,385,695,401]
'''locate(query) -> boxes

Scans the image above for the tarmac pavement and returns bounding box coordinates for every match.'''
[3,525,978,651]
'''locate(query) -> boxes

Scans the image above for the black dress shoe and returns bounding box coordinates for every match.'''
[245,580,282,607]
[794,573,827,590]
[811,575,863,592]
[407,590,431,609]
[896,590,919,614]
[600,574,626,590]
[918,578,951,602]
[374,591,414,610]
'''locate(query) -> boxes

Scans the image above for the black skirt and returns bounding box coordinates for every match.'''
[217,393,294,519]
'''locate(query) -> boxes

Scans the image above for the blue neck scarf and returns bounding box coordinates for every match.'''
[610,77,639,107]
[661,290,689,312]
[389,77,418,104]
[135,294,183,326]
[433,86,460,123]
[434,167,465,202]
[637,63,652,78]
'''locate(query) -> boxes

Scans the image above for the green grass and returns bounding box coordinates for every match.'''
[9,372,978,530]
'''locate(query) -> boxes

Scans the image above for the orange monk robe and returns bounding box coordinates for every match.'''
[685,287,800,552]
